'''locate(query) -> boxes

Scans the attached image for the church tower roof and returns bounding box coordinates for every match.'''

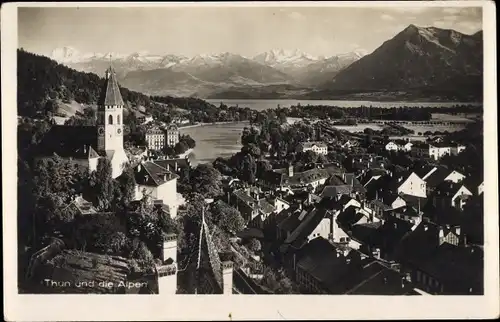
[98,67,124,106]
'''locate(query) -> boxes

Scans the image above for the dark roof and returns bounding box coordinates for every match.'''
[98,67,125,106]
[413,165,437,179]
[277,206,308,233]
[380,191,402,206]
[349,222,384,246]
[318,195,355,211]
[343,262,414,295]
[321,185,352,198]
[134,161,179,186]
[153,157,191,171]
[425,166,452,188]
[397,223,483,292]
[344,173,365,193]
[386,205,420,218]
[434,181,466,197]
[462,175,484,192]
[327,175,347,186]
[37,125,99,159]
[295,238,351,290]
[232,189,275,214]
[399,194,427,209]
[264,166,332,187]
[388,171,413,191]
[286,207,331,249]
[336,206,367,230]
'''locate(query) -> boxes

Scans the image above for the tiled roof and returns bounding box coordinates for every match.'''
[232,189,275,215]
[98,67,125,106]
[321,185,352,198]
[134,161,179,186]
[278,206,312,234]
[153,157,191,171]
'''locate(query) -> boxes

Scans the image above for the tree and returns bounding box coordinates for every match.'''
[189,164,223,198]
[93,158,115,211]
[211,201,246,234]
[247,238,261,252]
[174,141,189,155]
[241,154,257,184]
[302,150,319,164]
[116,164,137,207]
[256,160,272,179]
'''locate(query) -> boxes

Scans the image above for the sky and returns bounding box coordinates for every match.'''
[18,5,483,58]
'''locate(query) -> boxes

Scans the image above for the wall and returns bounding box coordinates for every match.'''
[391,197,407,210]
[398,173,426,198]
[445,171,466,183]
[158,267,178,295]
[111,149,129,179]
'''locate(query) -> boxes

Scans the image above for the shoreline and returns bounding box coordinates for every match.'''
[178,120,250,129]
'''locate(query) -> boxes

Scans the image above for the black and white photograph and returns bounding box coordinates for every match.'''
[3,1,499,320]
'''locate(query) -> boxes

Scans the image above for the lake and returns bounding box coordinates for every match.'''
[182,99,480,165]
[205,99,481,111]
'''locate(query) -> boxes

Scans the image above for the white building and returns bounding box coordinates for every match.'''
[133,161,181,218]
[412,143,467,161]
[166,124,180,147]
[385,142,399,152]
[391,172,427,198]
[297,141,328,155]
[145,127,166,151]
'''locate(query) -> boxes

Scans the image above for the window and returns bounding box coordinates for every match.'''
[108,115,113,125]
[117,115,121,125]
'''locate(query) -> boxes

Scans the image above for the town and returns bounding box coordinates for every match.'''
[18,61,484,296]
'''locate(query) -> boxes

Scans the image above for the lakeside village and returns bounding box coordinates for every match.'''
[18,66,484,295]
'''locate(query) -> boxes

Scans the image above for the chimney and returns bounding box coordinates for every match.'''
[288,163,294,177]
[161,234,178,264]
[174,161,178,172]
[222,261,234,295]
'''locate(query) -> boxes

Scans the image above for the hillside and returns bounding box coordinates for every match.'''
[324,25,483,100]
[17,49,153,117]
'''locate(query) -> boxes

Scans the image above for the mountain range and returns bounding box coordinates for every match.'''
[48,25,483,100]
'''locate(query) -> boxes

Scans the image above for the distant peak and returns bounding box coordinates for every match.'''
[404,24,420,33]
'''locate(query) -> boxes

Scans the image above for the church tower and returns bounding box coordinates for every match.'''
[96,65,129,178]
[97,67,124,152]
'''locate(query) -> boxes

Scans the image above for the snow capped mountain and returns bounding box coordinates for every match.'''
[50,46,102,63]
[253,48,320,68]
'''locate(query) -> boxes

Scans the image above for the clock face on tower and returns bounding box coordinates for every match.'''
[117,128,122,134]
[98,126,105,136]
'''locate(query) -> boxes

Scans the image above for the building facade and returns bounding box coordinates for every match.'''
[145,127,166,151]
